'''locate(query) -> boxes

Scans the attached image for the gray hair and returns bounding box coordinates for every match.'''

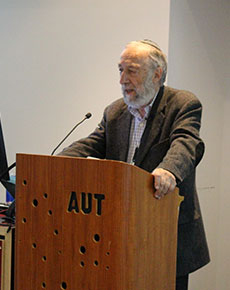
[128,39,167,86]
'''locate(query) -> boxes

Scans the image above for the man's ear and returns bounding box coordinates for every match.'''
[152,67,163,84]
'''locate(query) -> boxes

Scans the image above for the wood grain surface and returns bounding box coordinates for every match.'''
[15,154,181,290]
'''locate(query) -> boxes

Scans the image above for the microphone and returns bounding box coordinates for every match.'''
[51,113,92,156]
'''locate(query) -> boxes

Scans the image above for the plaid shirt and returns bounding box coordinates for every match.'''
[126,96,157,164]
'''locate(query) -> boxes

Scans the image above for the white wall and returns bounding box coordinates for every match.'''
[0,0,170,200]
[168,0,230,289]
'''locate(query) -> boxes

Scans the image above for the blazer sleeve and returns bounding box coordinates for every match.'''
[57,113,107,158]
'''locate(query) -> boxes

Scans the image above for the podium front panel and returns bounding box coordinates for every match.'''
[15,154,180,290]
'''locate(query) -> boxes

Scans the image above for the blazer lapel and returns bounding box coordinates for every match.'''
[135,86,167,166]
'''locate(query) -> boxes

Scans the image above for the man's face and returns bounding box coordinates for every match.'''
[118,45,156,109]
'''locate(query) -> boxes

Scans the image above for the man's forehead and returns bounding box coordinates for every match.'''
[118,57,141,68]
[119,45,149,66]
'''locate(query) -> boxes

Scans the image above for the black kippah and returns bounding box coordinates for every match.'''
[139,39,162,51]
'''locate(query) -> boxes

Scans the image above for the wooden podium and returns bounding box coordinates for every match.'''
[15,154,181,290]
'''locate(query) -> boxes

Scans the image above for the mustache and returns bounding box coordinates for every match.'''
[121,86,136,93]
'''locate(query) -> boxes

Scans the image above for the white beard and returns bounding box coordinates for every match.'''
[122,73,156,109]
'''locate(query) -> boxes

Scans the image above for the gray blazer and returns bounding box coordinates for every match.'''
[59,86,210,276]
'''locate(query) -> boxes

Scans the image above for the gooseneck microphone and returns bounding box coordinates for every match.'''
[51,113,92,156]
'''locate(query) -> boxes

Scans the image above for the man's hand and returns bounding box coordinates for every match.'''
[151,168,176,199]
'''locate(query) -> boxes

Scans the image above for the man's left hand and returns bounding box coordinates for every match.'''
[151,168,176,199]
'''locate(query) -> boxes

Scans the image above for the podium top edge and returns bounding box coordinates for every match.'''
[16,153,181,202]
[16,153,148,174]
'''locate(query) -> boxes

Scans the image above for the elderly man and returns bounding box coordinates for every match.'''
[58,40,210,290]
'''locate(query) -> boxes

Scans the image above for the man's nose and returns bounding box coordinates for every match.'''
[120,71,129,85]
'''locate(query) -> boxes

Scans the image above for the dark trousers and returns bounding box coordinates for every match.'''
[176,274,189,290]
